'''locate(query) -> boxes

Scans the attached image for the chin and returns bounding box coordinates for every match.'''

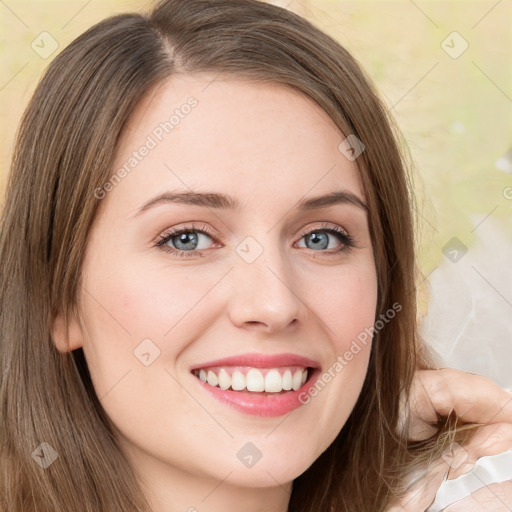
[222,451,316,488]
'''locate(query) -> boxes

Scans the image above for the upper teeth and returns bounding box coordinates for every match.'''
[193,367,309,393]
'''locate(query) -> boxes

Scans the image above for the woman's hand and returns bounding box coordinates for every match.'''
[389,368,512,511]
[408,368,512,441]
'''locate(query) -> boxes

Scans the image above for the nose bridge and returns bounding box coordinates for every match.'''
[228,233,304,331]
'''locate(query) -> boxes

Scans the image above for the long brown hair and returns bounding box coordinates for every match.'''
[0,1,464,510]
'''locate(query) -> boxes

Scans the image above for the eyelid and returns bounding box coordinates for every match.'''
[295,221,350,240]
[153,222,218,247]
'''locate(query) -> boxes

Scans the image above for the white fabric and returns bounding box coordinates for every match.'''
[427,449,512,511]
[418,218,512,390]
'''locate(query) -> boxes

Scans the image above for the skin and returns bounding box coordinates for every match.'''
[53,74,377,512]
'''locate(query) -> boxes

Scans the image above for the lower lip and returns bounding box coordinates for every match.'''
[193,369,321,417]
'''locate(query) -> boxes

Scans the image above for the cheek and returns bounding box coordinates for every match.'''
[78,257,223,388]
[301,259,377,446]
[85,254,216,336]
[316,258,378,347]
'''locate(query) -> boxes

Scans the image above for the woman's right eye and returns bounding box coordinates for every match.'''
[155,226,217,258]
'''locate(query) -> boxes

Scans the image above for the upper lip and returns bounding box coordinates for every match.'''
[190,352,321,371]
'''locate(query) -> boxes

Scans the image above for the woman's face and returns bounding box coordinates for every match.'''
[57,74,377,499]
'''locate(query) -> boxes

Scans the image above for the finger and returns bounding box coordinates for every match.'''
[446,423,512,479]
[413,369,512,425]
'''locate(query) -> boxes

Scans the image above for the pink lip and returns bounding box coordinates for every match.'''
[189,352,321,371]
[190,352,322,417]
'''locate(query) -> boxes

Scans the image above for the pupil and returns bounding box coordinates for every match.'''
[307,232,328,250]
[175,232,197,250]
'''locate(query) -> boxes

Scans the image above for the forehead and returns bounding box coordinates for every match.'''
[109,74,364,215]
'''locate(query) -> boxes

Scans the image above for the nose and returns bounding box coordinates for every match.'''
[227,239,305,333]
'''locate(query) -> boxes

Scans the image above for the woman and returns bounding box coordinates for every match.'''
[0,1,510,510]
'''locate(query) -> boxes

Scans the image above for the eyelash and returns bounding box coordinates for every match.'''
[154,222,355,258]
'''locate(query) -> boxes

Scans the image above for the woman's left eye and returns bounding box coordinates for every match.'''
[155,223,354,258]
[295,225,354,253]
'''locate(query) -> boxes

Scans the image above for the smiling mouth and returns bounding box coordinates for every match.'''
[192,366,312,394]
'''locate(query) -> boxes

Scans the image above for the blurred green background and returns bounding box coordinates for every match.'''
[1,0,511,382]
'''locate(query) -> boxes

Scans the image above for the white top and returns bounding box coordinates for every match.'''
[427,449,512,510]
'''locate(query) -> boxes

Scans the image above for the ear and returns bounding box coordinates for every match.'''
[51,309,84,353]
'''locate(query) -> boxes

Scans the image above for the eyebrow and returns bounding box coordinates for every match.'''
[131,189,367,218]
